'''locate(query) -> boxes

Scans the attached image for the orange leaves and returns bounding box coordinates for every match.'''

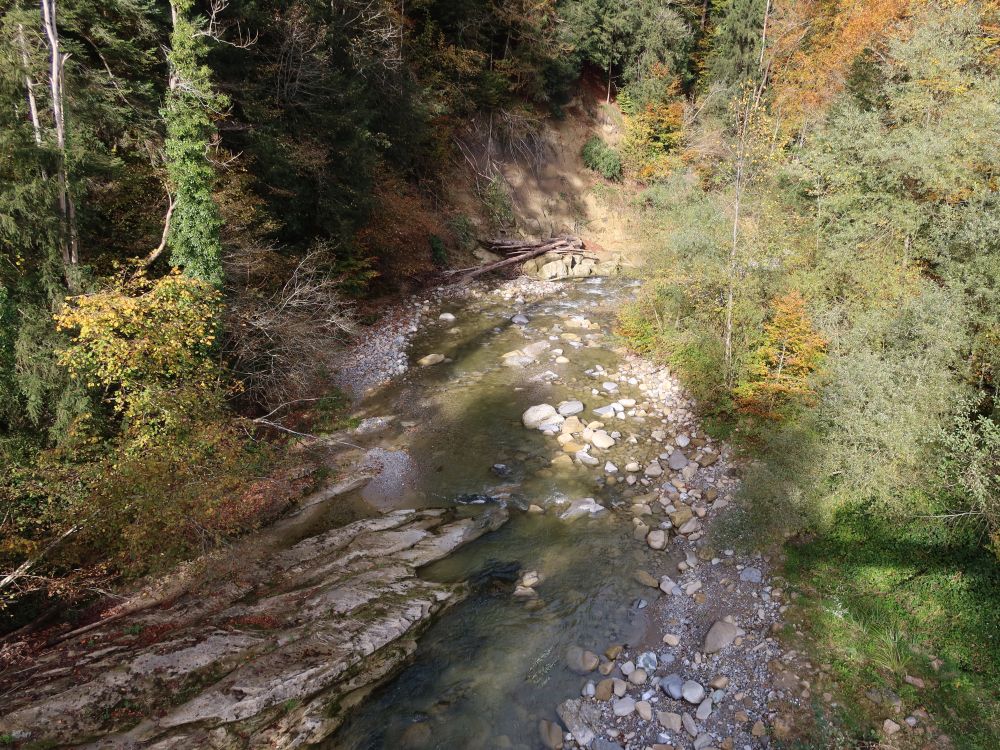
[770,0,910,129]
[736,290,827,419]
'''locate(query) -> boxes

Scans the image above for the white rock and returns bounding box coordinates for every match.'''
[591,431,615,449]
[681,681,706,704]
[558,400,584,416]
[522,404,558,429]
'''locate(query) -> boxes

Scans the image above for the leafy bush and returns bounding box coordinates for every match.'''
[54,269,222,449]
[582,136,623,181]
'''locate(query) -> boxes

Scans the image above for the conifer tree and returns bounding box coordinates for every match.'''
[163,0,226,286]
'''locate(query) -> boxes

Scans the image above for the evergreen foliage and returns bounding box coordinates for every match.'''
[164,0,225,285]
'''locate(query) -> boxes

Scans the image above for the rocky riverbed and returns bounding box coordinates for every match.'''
[3,273,820,750]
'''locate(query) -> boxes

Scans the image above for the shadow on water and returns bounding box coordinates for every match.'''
[325,279,668,748]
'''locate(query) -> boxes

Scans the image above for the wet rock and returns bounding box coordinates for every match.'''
[523,404,559,428]
[566,646,600,673]
[511,314,530,325]
[559,498,606,520]
[591,431,615,449]
[703,621,739,654]
[646,529,667,550]
[398,721,435,749]
[558,400,584,416]
[0,507,509,748]
[418,353,445,366]
[557,699,599,746]
[539,719,563,749]
[634,570,659,588]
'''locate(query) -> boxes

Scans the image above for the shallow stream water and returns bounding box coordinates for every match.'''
[327,278,675,749]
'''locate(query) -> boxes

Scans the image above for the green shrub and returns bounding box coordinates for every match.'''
[480,174,515,231]
[582,136,623,181]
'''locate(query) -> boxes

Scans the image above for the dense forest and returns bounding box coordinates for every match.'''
[1,0,998,743]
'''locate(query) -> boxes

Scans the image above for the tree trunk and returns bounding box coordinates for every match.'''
[16,23,44,148]
[606,59,612,103]
[40,0,79,270]
[759,0,772,68]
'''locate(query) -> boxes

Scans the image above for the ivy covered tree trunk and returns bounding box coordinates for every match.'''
[164,0,225,286]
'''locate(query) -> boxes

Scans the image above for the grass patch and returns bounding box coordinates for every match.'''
[783,503,1000,748]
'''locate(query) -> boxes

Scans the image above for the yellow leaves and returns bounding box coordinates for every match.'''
[736,291,827,420]
[54,269,222,428]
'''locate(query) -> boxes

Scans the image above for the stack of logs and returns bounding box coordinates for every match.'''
[447,235,588,284]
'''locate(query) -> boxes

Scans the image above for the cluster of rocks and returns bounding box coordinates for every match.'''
[507,349,809,749]
[336,275,565,397]
[523,252,618,281]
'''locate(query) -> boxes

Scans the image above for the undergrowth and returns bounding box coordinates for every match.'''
[783,504,1000,748]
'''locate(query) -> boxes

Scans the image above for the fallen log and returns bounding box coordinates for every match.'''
[448,236,585,283]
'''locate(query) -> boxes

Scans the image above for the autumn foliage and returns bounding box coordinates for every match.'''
[736,291,827,419]
[770,0,910,131]
[54,270,222,446]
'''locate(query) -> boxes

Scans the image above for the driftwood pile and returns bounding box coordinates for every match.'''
[446,235,587,284]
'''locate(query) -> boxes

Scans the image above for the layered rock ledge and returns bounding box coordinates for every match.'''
[0,506,507,749]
